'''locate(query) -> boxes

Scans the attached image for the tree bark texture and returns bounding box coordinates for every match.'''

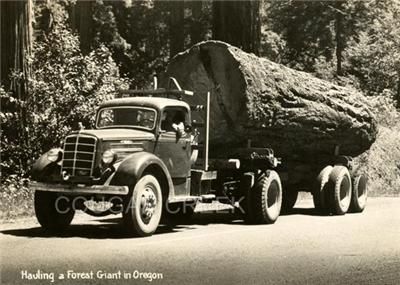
[189,0,203,45]
[212,0,261,55]
[163,41,378,163]
[0,0,33,98]
[168,0,185,58]
[69,0,94,54]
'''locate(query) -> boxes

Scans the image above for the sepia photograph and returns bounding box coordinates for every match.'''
[0,0,399,284]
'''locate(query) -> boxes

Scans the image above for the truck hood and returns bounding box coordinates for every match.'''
[75,128,155,141]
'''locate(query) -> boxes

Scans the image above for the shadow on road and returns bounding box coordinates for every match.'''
[0,213,241,239]
[1,206,326,239]
[0,220,193,239]
[280,207,327,216]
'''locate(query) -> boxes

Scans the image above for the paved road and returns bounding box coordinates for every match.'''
[1,197,399,285]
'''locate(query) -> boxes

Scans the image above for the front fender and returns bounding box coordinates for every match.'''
[110,152,174,198]
[31,148,62,181]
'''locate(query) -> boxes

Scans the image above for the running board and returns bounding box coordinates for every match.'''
[200,194,216,203]
[167,194,216,204]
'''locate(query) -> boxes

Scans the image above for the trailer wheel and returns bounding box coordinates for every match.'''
[123,175,162,237]
[349,174,367,213]
[34,191,75,232]
[313,165,333,213]
[249,171,282,224]
[282,187,298,213]
[327,166,352,215]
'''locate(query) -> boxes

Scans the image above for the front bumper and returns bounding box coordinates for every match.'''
[30,181,129,195]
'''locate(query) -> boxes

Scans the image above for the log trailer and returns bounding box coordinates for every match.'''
[30,78,367,237]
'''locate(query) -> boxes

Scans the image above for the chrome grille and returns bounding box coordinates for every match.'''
[61,134,97,177]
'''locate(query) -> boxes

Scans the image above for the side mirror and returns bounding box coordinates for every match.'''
[184,124,192,133]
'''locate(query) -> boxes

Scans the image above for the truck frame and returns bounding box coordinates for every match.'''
[30,78,368,237]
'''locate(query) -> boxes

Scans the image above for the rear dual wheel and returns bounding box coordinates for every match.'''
[313,166,332,214]
[349,174,368,213]
[327,166,352,215]
[313,166,366,215]
[313,165,352,215]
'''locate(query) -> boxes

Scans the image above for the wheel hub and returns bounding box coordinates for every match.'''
[140,188,157,222]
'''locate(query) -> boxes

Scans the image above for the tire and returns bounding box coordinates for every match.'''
[248,171,282,224]
[34,191,75,232]
[349,174,368,213]
[123,175,162,237]
[281,187,298,213]
[326,166,352,215]
[313,165,333,213]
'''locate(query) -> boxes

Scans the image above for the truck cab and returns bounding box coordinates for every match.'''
[96,96,193,194]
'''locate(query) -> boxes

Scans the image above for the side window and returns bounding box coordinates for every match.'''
[161,108,188,133]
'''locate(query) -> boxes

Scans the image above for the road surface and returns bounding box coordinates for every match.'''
[1,197,399,285]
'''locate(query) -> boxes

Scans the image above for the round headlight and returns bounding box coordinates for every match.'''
[47,148,61,162]
[102,149,116,164]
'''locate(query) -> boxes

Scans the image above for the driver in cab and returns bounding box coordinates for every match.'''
[161,111,185,134]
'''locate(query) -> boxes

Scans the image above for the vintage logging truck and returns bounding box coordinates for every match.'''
[30,78,367,237]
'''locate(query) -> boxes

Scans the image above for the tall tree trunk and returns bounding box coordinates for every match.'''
[168,0,185,58]
[189,1,203,45]
[212,0,261,55]
[0,0,33,162]
[70,0,93,54]
[335,3,344,76]
[0,0,33,99]
[397,72,400,109]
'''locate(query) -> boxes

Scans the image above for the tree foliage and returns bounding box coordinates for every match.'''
[344,1,400,100]
[264,0,400,103]
[1,0,400,180]
[69,0,212,88]
[266,1,338,71]
[1,1,128,177]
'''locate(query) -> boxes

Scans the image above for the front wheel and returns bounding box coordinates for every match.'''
[123,175,162,237]
[34,191,75,232]
[247,171,282,224]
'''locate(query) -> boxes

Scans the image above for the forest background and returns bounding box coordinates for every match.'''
[1,0,399,220]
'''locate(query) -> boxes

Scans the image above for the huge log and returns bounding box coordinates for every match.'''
[162,41,377,163]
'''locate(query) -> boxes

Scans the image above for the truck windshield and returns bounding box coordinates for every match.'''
[96,107,157,130]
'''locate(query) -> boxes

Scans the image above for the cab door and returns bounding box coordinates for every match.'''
[154,107,191,195]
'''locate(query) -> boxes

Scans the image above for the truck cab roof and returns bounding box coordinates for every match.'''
[99,97,190,111]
